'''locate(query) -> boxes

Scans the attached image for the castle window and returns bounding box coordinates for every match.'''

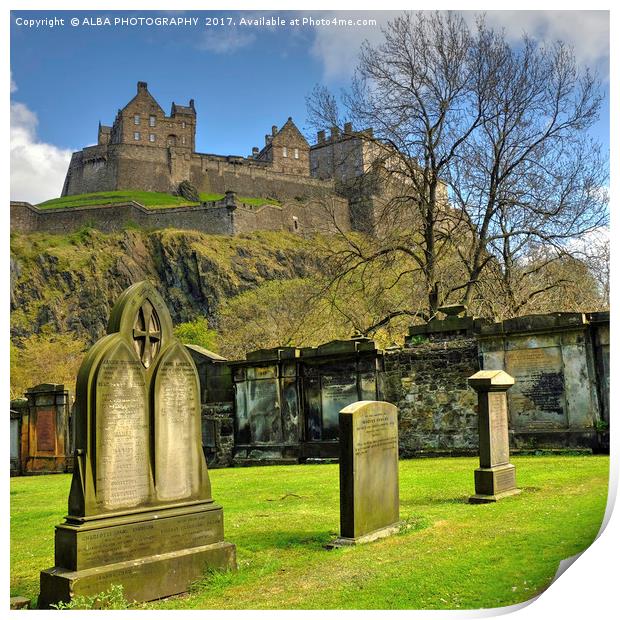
[149,133,156,143]
[282,147,288,158]
[149,115,156,127]
[294,148,299,159]
[134,115,140,125]
[292,216,299,231]
[182,136,186,145]
[134,132,141,141]
[182,121,186,129]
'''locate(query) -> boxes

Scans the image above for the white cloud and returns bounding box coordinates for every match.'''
[310,12,390,82]
[196,28,256,54]
[10,74,17,93]
[471,11,609,75]
[310,10,609,82]
[11,101,72,204]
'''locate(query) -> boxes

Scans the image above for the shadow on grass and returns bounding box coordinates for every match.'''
[228,528,336,552]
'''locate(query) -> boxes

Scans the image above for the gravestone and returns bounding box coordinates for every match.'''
[468,370,521,503]
[38,282,236,608]
[333,400,400,545]
[22,384,70,474]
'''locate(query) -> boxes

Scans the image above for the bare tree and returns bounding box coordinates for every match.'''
[307,11,608,327]
[449,25,608,315]
[307,11,488,321]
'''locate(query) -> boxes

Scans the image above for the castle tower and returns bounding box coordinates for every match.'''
[255,118,310,176]
[61,82,196,197]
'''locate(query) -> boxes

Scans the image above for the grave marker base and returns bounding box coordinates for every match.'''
[469,463,521,503]
[38,501,236,608]
[327,522,402,548]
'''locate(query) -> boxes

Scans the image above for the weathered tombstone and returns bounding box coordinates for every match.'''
[38,282,236,608]
[23,384,70,474]
[332,400,400,546]
[468,370,521,503]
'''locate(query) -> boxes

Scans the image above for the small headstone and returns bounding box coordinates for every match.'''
[468,370,521,503]
[38,282,236,608]
[332,401,400,546]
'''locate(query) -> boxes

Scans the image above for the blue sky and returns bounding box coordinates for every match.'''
[10,10,610,202]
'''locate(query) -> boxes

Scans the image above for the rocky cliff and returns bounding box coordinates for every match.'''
[10,228,320,344]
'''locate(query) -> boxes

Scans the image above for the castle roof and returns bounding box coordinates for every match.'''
[122,81,165,116]
[276,117,306,143]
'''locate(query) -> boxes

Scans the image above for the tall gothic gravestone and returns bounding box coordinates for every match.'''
[39,282,236,607]
[468,370,521,503]
[333,401,400,546]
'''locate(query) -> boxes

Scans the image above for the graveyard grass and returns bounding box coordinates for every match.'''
[11,455,608,610]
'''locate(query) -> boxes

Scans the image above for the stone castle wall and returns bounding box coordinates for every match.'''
[63,142,343,202]
[10,195,350,237]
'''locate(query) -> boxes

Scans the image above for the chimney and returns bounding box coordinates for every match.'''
[317,130,326,144]
[189,98,195,111]
[330,126,340,139]
[265,134,272,145]
[344,122,353,133]
[252,147,259,157]
[137,81,148,92]
[272,125,278,136]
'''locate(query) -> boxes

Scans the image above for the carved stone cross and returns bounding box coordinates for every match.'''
[133,301,161,368]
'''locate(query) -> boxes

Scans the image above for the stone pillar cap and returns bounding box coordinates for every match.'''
[468,370,514,391]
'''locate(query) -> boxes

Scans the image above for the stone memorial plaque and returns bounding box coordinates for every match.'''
[10,418,19,462]
[487,393,509,467]
[39,282,236,608]
[154,346,201,502]
[96,347,150,510]
[36,409,56,452]
[506,347,566,428]
[335,401,400,545]
[247,379,281,443]
[321,374,357,440]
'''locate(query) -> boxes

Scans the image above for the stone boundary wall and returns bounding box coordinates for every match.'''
[10,197,350,236]
[380,339,480,457]
[10,201,234,235]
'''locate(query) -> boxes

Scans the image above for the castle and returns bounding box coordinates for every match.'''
[11,82,380,237]
[11,81,448,237]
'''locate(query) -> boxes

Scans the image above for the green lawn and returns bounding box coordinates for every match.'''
[35,191,280,210]
[10,455,608,610]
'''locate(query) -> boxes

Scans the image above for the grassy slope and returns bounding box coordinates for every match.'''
[10,455,608,610]
[35,191,280,210]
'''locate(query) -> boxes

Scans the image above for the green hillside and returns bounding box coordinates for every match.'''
[35,191,280,210]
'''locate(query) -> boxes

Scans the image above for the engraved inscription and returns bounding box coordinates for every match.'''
[495,468,516,491]
[155,346,200,501]
[36,409,56,452]
[353,411,398,457]
[488,393,509,466]
[96,350,150,510]
[506,347,566,427]
[77,511,223,569]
